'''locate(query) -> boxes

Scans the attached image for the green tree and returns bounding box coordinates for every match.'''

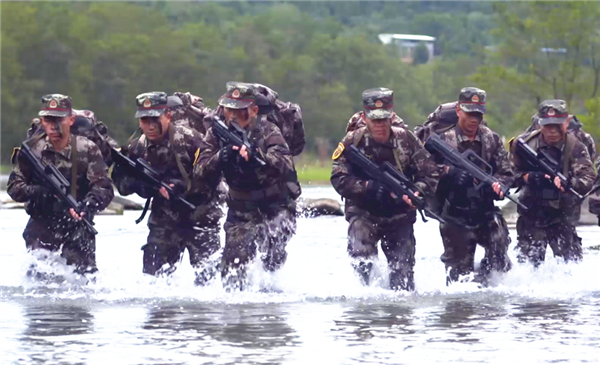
[413,43,430,65]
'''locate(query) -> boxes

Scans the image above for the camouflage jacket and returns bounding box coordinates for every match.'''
[112,123,220,226]
[331,126,439,221]
[7,134,114,219]
[433,124,514,224]
[194,118,296,205]
[170,92,212,135]
[590,155,600,215]
[345,111,406,134]
[510,131,595,221]
[526,115,596,161]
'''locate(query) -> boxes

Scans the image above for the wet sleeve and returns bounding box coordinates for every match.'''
[84,141,114,212]
[263,126,294,177]
[491,134,515,187]
[6,150,35,203]
[194,128,222,181]
[330,134,369,200]
[570,144,595,195]
[111,139,143,196]
[408,131,440,196]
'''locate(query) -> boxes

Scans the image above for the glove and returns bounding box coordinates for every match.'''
[448,166,472,187]
[79,198,99,221]
[133,181,156,199]
[527,171,550,188]
[220,144,237,165]
[366,180,392,203]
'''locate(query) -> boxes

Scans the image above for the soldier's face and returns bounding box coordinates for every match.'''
[41,115,74,143]
[456,108,483,135]
[224,105,259,125]
[365,117,391,143]
[541,123,567,144]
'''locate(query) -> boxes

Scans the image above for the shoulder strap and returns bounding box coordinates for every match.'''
[563,134,577,176]
[353,128,367,147]
[392,148,404,174]
[524,129,542,144]
[71,136,78,198]
[168,123,192,192]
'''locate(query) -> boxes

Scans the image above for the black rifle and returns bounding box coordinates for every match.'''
[19,142,98,235]
[212,117,266,166]
[111,148,196,223]
[514,137,584,200]
[425,133,528,210]
[345,144,446,223]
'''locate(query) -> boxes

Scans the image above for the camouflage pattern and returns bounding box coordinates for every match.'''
[112,123,223,278]
[194,116,298,290]
[331,125,440,290]
[7,135,114,274]
[345,111,406,133]
[537,99,569,125]
[457,87,486,114]
[590,155,600,218]
[218,82,257,109]
[440,213,511,283]
[526,114,596,160]
[433,124,514,283]
[510,130,595,265]
[516,216,582,267]
[170,92,213,135]
[38,94,72,117]
[135,91,168,118]
[362,88,394,119]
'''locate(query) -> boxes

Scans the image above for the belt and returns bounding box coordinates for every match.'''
[228,184,282,201]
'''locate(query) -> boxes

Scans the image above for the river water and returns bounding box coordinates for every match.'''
[1,186,599,364]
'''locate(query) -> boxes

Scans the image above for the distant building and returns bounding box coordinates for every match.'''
[378,33,436,64]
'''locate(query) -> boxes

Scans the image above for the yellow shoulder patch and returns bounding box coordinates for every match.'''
[11,147,20,164]
[508,136,515,148]
[193,147,201,166]
[332,142,345,160]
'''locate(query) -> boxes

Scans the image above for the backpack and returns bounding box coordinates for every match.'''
[254,84,306,156]
[170,92,212,135]
[414,102,487,142]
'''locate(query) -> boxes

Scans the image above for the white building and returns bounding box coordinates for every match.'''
[378,33,436,64]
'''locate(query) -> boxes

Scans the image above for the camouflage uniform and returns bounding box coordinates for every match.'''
[194,82,298,291]
[590,155,600,224]
[511,100,596,266]
[169,92,213,135]
[430,88,513,283]
[111,92,223,283]
[7,95,114,275]
[331,88,439,291]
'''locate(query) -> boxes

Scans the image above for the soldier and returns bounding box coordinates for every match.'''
[7,94,114,276]
[194,82,299,291]
[510,100,595,266]
[330,88,439,291]
[111,92,223,285]
[415,101,488,143]
[429,87,513,285]
[344,103,406,133]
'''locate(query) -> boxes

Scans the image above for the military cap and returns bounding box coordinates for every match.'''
[135,91,168,118]
[362,88,394,119]
[538,99,569,126]
[218,82,257,109]
[38,94,73,117]
[458,87,486,114]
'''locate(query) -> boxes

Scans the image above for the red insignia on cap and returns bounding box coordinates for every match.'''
[471,95,479,103]
[143,98,151,108]
[232,90,241,98]
[49,100,58,109]
[547,108,556,116]
[375,100,383,108]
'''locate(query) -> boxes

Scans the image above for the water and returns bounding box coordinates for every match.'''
[1,187,599,364]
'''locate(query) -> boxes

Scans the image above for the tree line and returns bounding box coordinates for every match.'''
[2,1,599,164]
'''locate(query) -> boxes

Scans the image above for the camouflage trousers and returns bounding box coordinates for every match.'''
[440,212,512,284]
[516,216,583,267]
[221,202,296,291]
[347,214,416,291]
[142,208,221,285]
[23,216,96,275]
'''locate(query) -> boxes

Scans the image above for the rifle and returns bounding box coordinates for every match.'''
[212,117,266,166]
[19,142,98,235]
[111,148,196,223]
[514,137,584,200]
[345,144,445,223]
[425,133,528,210]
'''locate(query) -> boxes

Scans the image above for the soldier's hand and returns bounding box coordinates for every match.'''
[159,184,175,200]
[220,144,236,164]
[402,191,418,209]
[492,182,504,199]
[553,176,565,192]
[69,208,84,221]
[233,145,249,162]
[526,171,550,188]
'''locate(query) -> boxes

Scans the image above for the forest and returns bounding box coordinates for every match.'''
[2,1,600,164]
